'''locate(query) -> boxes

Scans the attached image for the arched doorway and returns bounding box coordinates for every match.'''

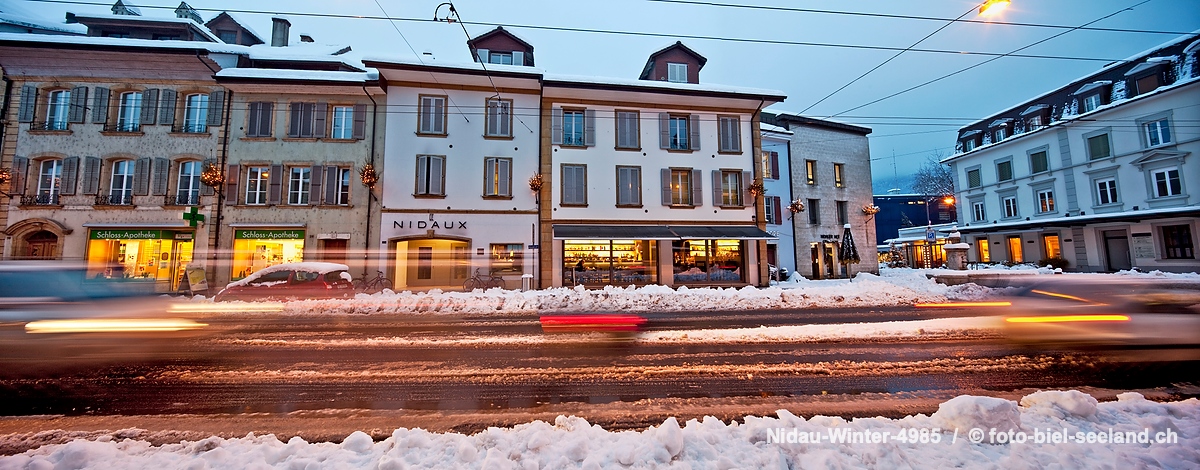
[24,230,59,259]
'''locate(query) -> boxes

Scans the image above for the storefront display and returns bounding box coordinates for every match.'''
[563,239,657,286]
[672,239,744,283]
[232,229,305,280]
[86,229,194,291]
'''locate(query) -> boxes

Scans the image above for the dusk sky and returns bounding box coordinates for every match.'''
[10,0,1200,193]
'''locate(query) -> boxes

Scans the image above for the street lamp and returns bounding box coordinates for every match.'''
[979,0,1011,17]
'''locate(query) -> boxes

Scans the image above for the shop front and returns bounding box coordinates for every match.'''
[231,227,306,280]
[383,214,538,291]
[84,227,195,292]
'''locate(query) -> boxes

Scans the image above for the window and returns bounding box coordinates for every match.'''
[489,52,513,65]
[669,169,692,206]
[807,199,820,225]
[416,155,445,196]
[331,106,353,139]
[109,160,134,205]
[245,166,269,205]
[563,110,585,146]
[418,95,446,135]
[288,167,311,205]
[176,161,201,205]
[836,200,848,225]
[972,201,986,222]
[1029,150,1049,174]
[288,102,316,138]
[217,29,237,43]
[1002,195,1018,218]
[718,116,741,153]
[490,243,523,274]
[183,94,209,133]
[561,164,587,205]
[46,90,70,130]
[117,91,142,132]
[667,62,687,83]
[615,111,639,149]
[246,101,273,137]
[1096,178,1118,205]
[1028,115,1042,129]
[1136,75,1159,94]
[37,159,62,204]
[834,163,844,188]
[616,166,641,206]
[977,237,991,262]
[335,167,351,205]
[718,170,742,207]
[967,168,981,188]
[485,99,512,138]
[153,34,180,41]
[1037,189,1055,213]
[964,139,976,152]
[764,196,780,225]
[761,151,776,179]
[1007,236,1024,263]
[805,160,816,185]
[994,128,1006,142]
[1152,168,1181,198]
[484,157,512,197]
[1043,234,1061,259]
[668,116,689,150]
[1162,225,1194,259]
[1086,134,1111,160]
[996,161,1013,182]
[1144,118,1172,147]
[1082,94,1101,113]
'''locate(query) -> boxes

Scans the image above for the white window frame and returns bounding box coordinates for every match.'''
[117,91,142,132]
[46,89,70,130]
[1096,178,1118,205]
[765,196,778,225]
[668,116,689,150]
[331,105,353,139]
[720,170,742,207]
[183,93,209,133]
[761,150,773,179]
[110,160,134,203]
[972,201,986,222]
[287,167,311,205]
[616,166,641,206]
[245,166,269,205]
[670,169,692,206]
[489,51,513,65]
[667,62,687,83]
[416,155,446,196]
[1144,118,1172,147]
[37,159,62,200]
[562,110,585,146]
[994,128,1006,141]
[1152,168,1182,198]
[484,157,512,197]
[485,99,512,138]
[418,95,446,135]
[336,167,351,205]
[1036,189,1055,213]
[1027,115,1042,129]
[1082,94,1101,112]
[177,160,201,205]
[1002,195,1018,219]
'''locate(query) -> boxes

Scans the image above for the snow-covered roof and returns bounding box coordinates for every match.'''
[545,73,784,98]
[468,25,534,50]
[759,123,792,135]
[0,4,87,35]
[1019,104,1048,115]
[960,205,1199,233]
[0,31,245,54]
[363,54,545,76]
[1072,80,1112,96]
[206,12,264,44]
[68,12,221,43]
[988,118,1012,127]
[216,68,376,83]
[246,42,349,59]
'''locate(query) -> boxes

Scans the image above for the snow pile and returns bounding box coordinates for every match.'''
[2,391,1195,469]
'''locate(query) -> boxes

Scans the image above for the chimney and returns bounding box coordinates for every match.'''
[271,16,290,47]
[299,34,314,43]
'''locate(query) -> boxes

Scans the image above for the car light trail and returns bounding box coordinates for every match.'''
[168,302,285,313]
[25,318,209,333]
[1004,315,1130,323]
[914,302,1012,308]
[1029,289,1105,304]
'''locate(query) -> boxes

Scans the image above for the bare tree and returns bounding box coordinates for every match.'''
[912,152,955,197]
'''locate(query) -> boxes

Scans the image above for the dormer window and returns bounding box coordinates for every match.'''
[1028,115,1042,128]
[1082,94,1102,113]
[667,63,687,83]
[489,51,513,65]
[468,27,534,67]
[964,139,976,151]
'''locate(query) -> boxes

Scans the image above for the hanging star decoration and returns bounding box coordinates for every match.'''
[861,204,881,216]
[200,162,224,189]
[359,163,379,188]
[787,199,805,213]
[528,173,543,192]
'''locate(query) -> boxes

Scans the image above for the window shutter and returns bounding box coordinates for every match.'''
[313,102,327,139]
[512,51,524,66]
[268,164,283,205]
[133,157,151,196]
[430,157,444,195]
[499,102,510,136]
[288,102,302,137]
[772,197,782,224]
[82,157,101,195]
[17,85,36,123]
[324,166,338,204]
[151,157,169,196]
[551,108,563,145]
[224,165,239,204]
[353,104,367,139]
[309,165,323,204]
[158,89,176,126]
[207,90,225,126]
[658,113,670,149]
[301,103,315,137]
[486,101,499,136]
[742,171,752,206]
[201,158,216,196]
[770,152,780,180]
[691,169,703,206]
[432,98,444,134]
[69,86,89,123]
[711,170,722,207]
[140,89,158,125]
[11,157,28,195]
[258,102,273,137]
[246,102,260,137]
[416,157,428,194]
[499,159,511,196]
[688,114,701,151]
[476,48,489,63]
[584,109,596,147]
[419,97,432,133]
[60,157,79,196]
[92,87,110,124]
[731,118,742,152]
[661,168,671,205]
[484,159,496,196]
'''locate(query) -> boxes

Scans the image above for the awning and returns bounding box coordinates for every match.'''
[552,225,776,240]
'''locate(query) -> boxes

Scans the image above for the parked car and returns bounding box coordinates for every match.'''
[215,262,354,302]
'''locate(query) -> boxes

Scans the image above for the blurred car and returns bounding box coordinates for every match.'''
[215,262,354,302]
[1000,276,1200,348]
[768,264,790,281]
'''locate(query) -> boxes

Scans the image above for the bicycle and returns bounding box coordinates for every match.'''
[463,268,504,291]
[355,270,392,293]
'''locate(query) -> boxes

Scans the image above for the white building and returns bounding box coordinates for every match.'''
[945,34,1200,272]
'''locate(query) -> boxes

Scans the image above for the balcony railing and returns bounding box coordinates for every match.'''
[103,122,141,133]
[29,121,69,131]
[95,193,133,206]
[20,194,60,206]
[167,193,200,206]
[172,123,208,134]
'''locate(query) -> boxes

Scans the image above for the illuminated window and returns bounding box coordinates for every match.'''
[490,243,523,274]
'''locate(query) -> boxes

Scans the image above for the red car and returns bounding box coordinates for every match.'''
[214,262,354,302]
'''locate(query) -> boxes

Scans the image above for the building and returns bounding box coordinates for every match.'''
[760,123,795,280]
[872,193,958,246]
[945,34,1199,272]
[764,112,876,279]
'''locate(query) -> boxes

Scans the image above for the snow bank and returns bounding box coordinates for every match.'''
[1,391,1195,469]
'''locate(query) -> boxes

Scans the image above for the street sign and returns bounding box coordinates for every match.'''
[925,227,936,242]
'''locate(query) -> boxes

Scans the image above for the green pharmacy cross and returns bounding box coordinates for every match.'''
[182,206,206,227]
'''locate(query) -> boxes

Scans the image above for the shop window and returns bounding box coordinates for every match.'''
[86,230,194,292]
[1042,234,1061,259]
[976,237,990,262]
[564,240,658,286]
[672,240,744,283]
[490,243,523,274]
[1162,224,1194,259]
[231,229,305,280]
[1006,236,1023,263]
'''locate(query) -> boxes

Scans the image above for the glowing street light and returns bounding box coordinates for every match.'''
[979,0,1011,17]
